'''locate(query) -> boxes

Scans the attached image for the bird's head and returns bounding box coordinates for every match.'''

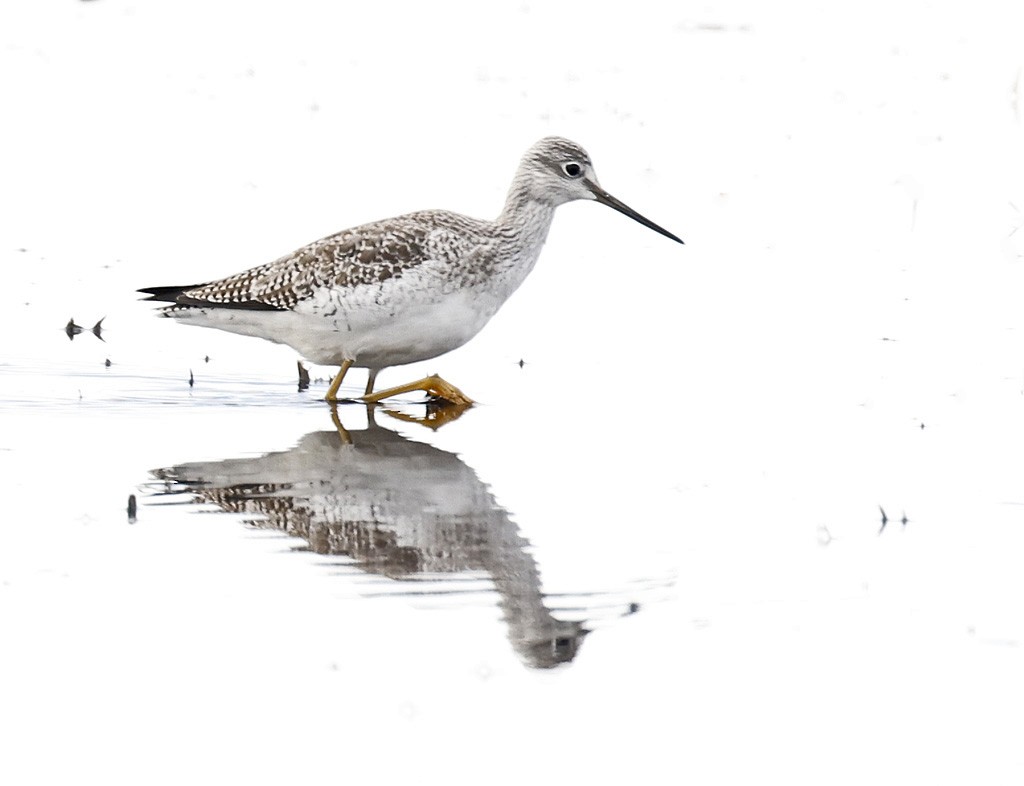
[514,136,683,244]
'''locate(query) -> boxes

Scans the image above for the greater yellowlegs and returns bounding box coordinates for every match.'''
[140,137,682,403]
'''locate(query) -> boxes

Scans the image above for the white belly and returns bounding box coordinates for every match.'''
[168,284,502,369]
[300,285,501,367]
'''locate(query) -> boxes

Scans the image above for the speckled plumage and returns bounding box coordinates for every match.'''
[140,136,682,395]
[173,212,484,312]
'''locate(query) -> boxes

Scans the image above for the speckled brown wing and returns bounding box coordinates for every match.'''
[146,214,452,312]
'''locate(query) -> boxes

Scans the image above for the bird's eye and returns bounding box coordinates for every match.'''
[562,162,583,178]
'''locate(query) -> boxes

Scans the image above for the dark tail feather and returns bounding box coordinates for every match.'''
[138,285,286,311]
[138,285,201,303]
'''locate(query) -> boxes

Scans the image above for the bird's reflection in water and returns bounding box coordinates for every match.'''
[151,405,633,669]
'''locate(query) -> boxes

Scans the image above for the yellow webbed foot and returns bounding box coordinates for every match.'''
[360,374,475,407]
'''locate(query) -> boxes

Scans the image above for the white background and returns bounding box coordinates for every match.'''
[1,1,1023,784]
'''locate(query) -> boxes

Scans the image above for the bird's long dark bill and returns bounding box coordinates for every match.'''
[592,186,684,244]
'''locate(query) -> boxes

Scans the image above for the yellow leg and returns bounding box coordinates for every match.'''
[324,359,353,402]
[364,369,379,396]
[360,374,474,407]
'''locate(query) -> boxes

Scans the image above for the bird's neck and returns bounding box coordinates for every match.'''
[495,182,556,250]
[469,185,556,303]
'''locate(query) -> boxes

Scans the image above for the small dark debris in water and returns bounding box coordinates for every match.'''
[104,358,112,368]
[877,506,909,534]
[518,358,525,368]
[204,355,210,363]
[127,494,137,524]
[188,369,194,388]
[920,422,925,429]
[17,248,27,253]
[65,317,105,341]
[881,337,897,342]
[297,361,310,391]
[65,318,84,340]
[626,602,640,615]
